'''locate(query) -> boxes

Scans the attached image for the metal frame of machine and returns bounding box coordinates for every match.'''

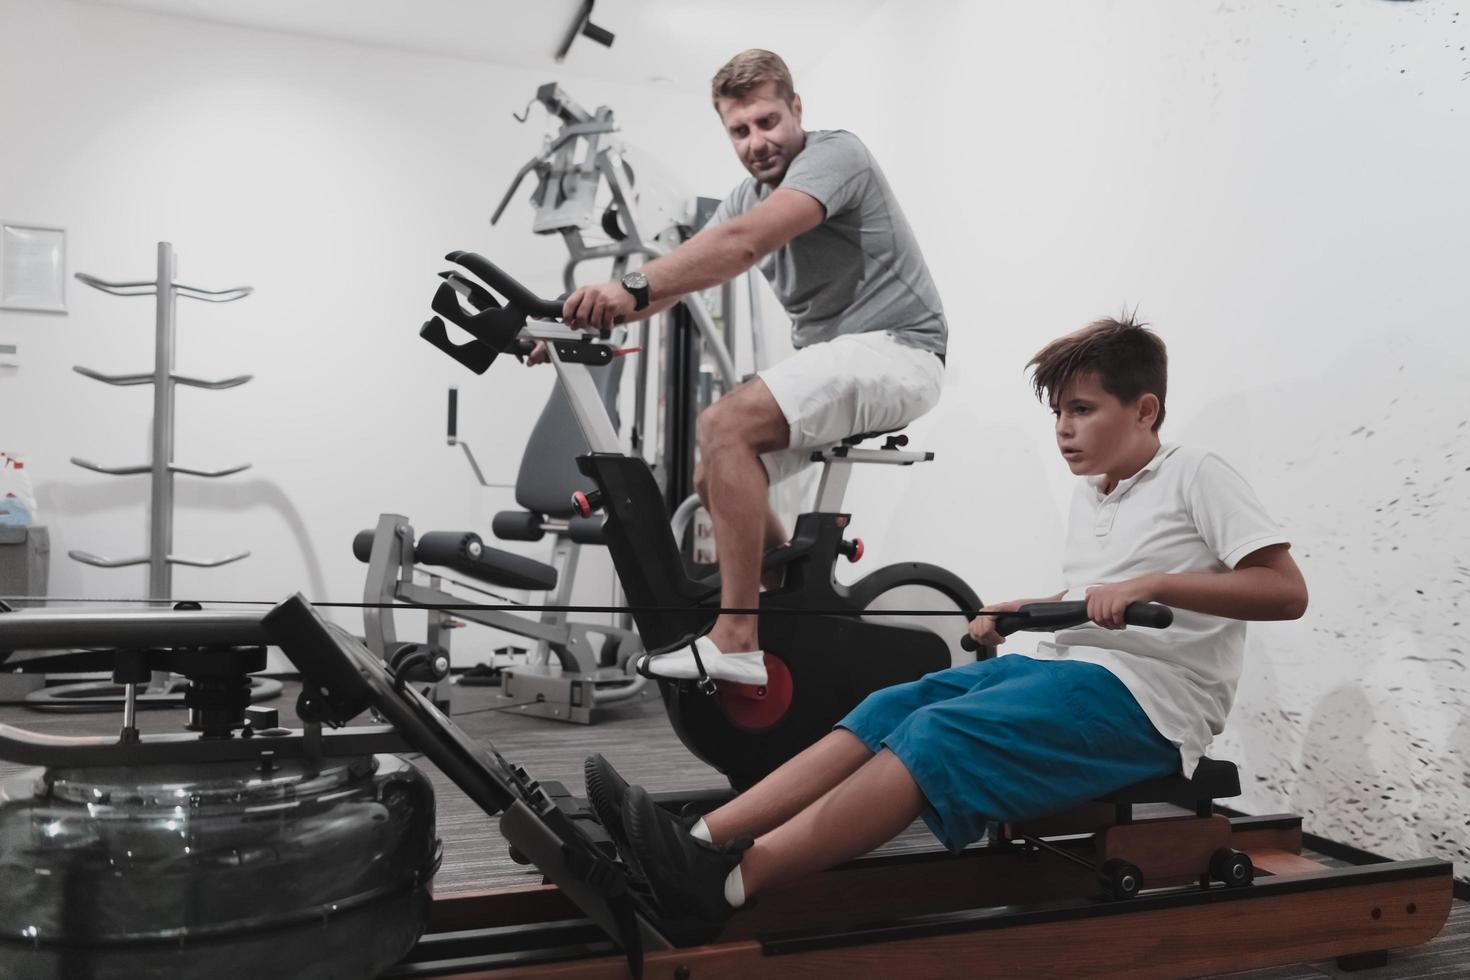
[2,598,1448,979]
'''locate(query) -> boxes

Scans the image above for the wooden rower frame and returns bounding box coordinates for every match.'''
[262,593,1456,980]
[393,809,1452,979]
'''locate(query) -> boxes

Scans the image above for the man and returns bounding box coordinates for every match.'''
[559,49,948,686]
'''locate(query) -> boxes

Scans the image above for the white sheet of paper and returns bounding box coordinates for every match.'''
[1,224,66,313]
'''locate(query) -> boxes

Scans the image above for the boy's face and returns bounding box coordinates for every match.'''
[716,82,805,185]
[1050,371,1160,478]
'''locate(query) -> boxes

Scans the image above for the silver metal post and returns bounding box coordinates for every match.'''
[121,683,139,742]
[149,242,176,602]
[813,460,854,513]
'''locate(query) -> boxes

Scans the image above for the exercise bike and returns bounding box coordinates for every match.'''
[420,251,990,788]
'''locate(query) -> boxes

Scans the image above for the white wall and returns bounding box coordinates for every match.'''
[797,0,1470,877]
[0,0,743,656]
[4,0,1468,880]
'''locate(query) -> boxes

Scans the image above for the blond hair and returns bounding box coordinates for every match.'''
[711,49,795,106]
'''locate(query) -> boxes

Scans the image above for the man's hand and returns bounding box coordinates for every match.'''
[563,281,635,333]
[1085,575,1161,630]
[967,599,1026,647]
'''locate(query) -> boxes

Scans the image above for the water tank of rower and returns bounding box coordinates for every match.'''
[0,753,437,979]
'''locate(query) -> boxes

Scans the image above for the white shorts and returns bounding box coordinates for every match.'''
[757,331,944,487]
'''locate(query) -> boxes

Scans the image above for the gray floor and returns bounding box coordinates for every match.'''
[1,678,1464,978]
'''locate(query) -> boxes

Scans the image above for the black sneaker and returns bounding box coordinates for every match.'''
[623,784,749,942]
[585,754,700,877]
[584,754,631,846]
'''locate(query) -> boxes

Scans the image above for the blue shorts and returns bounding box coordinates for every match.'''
[837,655,1180,851]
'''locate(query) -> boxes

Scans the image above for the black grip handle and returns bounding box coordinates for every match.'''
[447,387,458,441]
[446,251,564,320]
[491,510,545,542]
[960,601,1174,650]
[352,529,376,563]
[415,531,483,567]
[445,251,628,328]
[581,21,615,47]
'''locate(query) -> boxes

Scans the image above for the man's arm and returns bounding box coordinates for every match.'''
[562,188,825,330]
[644,188,825,300]
[1086,543,1308,629]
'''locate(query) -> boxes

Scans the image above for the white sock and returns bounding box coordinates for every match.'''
[723,864,746,908]
[690,817,712,842]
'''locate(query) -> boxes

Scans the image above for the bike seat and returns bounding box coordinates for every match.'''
[840,427,907,448]
[1095,757,1241,805]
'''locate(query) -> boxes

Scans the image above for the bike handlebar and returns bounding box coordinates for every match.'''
[959,600,1173,651]
[445,251,565,320]
[422,252,625,375]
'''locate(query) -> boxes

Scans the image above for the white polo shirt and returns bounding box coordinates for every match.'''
[1030,443,1290,776]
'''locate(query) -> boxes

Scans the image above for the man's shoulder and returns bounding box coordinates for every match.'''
[803,128,870,159]
[722,175,763,215]
[808,128,863,146]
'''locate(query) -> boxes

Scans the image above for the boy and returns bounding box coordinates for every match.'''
[586,316,1308,933]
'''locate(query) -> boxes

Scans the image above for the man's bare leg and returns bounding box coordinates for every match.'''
[701,730,872,842]
[761,505,788,590]
[695,378,789,653]
[737,749,926,898]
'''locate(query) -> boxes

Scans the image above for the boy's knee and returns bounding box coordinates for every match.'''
[902,701,965,744]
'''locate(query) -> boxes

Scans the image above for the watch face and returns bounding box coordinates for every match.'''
[623,272,647,290]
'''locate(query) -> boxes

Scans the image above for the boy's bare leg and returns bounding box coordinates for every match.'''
[738,749,926,898]
[701,730,872,842]
[696,379,789,653]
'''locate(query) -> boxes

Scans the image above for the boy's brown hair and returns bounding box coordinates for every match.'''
[711,49,795,107]
[1028,314,1168,431]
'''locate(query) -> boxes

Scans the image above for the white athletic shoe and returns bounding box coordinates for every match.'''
[640,637,768,686]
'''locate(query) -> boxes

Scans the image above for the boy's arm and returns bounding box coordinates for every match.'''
[1086,543,1308,629]
[968,590,1069,646]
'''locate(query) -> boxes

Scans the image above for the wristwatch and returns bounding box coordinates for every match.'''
[619,271,650,311]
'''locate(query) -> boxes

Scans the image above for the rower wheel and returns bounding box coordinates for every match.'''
[1210,848,1254,888]
[1101,859,1143,900]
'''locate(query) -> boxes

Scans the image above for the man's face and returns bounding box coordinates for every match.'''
[1050,372,1158,477]
[715,82,805,185]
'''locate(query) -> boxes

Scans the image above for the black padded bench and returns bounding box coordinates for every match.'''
[1097,756,1241,818]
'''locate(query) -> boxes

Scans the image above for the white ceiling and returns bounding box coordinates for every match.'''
[77,0,889,89]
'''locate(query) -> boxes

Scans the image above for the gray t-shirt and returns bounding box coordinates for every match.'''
[711,129,947,355]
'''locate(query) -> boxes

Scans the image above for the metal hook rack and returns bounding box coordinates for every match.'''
[39,242,276,713]
[67,242,254,589]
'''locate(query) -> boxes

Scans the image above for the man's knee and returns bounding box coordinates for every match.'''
[699,383,787,455]
[693,459,710,506]
[697,399,746,455]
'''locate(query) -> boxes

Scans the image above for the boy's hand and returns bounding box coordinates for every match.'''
[1085,576,1160,630]
[968,599,1025,647]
